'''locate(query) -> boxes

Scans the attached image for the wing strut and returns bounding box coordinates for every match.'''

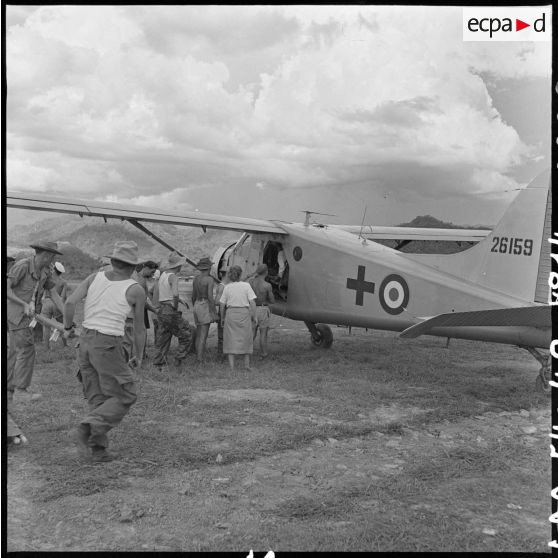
[126,219,197,267]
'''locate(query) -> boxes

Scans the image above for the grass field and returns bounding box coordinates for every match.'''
[7,308,551,552]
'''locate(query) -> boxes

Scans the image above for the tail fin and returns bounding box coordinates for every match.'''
[412,170,550,303]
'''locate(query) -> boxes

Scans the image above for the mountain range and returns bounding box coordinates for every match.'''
[7,214,239,272]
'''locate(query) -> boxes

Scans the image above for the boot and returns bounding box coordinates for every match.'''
[71,424,91,459]
[91,445,115,462]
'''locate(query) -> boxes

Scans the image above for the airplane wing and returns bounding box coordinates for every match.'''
[399,305,551,339]
[6,191,288,235]
[334,225,490,242]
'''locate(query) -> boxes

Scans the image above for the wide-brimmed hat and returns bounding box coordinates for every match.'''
[105,241,140,265]
[256,263,268,276]
[54,262,65,273]
[163,251,186,270]
[195,256,213,270]
[29,241,62,255]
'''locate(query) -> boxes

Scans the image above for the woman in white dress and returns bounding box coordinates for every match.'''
[219,265,257,371]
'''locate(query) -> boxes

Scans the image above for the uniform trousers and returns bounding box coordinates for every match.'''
[7,316,35,391]
[77,328,137,449]
[153,304,192,365]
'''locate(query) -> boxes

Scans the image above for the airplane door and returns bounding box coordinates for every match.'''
[221,233,266,279]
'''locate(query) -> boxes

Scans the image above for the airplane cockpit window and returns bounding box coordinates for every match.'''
[263,241,288,301]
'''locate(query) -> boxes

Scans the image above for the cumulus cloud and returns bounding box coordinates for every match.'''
[104,188,193,213]
[6,5,550,220]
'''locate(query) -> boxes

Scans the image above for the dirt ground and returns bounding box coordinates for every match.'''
[5,322,552,552]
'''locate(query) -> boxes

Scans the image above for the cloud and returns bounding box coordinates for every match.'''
[104,188,193,213]
[6,5,550,220]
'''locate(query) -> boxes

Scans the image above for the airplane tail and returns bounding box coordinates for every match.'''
[412,169,551,303]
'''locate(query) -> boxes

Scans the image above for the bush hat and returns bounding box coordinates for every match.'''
[105,241,140,265]
[163,251,186,270]
[195,257,213,270]
[29,241,62,255]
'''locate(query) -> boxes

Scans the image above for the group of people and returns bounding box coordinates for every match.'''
[6,239,276,460]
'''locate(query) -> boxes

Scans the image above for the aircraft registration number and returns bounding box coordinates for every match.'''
[490,236,533,256]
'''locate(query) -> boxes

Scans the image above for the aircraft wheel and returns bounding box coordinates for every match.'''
[311,324,333,349]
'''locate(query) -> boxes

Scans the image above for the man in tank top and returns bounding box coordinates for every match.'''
[63,241,146,462]
[152,251,193,368]
[191,256,217,364]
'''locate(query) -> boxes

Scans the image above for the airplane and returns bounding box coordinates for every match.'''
[6,169,551,390]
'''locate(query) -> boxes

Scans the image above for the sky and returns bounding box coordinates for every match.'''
[5,5,552,229]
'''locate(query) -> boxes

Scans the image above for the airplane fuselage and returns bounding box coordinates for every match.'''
[263,224,549,348]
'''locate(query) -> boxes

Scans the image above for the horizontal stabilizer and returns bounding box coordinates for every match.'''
[400,305,550,339]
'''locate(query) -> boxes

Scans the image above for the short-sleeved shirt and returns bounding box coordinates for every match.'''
[219,281,256,308]
[7,257,55,326]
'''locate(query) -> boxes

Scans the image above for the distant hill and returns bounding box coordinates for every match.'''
[6,215,239,275]
[397,214,492,230]
[9,245,102,280]
[372,215,493,254]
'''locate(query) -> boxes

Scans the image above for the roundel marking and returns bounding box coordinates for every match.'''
[293,246,303,261]
[379,274,409,315]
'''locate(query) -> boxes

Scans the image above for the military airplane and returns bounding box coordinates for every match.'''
[6,169,551,390]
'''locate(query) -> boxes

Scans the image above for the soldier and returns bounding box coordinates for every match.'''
[191,257,217,363]
[6,255,27,445]
[63,241,146,462]
[152,251,193,368]
[7,241,65,402]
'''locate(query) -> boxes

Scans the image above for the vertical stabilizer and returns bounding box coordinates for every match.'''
[412,170,550,303]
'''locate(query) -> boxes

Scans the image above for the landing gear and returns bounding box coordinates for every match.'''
[305,322,333,349]
[521,346,551,393]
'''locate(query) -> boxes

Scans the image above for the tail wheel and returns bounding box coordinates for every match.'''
[311,323,333,349]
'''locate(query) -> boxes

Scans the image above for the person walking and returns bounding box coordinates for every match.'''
[7,241,65,402]
[248,263,275,358]
[152,251,193,368]
[191,257,217,363]
[63,241,146,462]
[42,261,68,349]
[219,265,257,371]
